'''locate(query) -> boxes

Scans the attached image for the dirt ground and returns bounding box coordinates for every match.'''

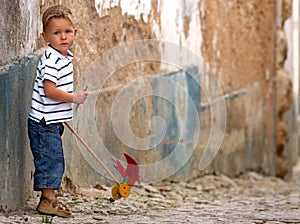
[1,161,300,223]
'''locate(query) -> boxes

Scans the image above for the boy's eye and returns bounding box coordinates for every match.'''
[54,31,60,35]
[66,30,73,33]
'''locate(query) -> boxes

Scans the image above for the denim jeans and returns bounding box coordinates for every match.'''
[28,118,65,191]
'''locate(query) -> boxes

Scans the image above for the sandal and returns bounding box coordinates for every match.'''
[37,195,73,218]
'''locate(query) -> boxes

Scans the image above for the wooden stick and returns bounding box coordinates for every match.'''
[87,84,123,95]
[64,122,120,185]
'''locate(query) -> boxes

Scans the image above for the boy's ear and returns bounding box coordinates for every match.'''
[74,28,78,37]
[42,31,49,43]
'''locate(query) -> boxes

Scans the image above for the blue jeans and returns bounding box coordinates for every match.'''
[28,118,65,191]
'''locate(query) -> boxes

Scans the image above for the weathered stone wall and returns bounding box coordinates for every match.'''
[275,0,295,178]
[0,0,39,65]
[0,54,38,211]
[198,0,294,178]
[283,0,300,178]
[0,0,298,211]
[196,0,277,177]
[0,0,39,212]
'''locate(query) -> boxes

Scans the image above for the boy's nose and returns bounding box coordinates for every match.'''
[61,33,67,39]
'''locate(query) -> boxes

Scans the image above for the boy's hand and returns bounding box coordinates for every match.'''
[73,91,88,104]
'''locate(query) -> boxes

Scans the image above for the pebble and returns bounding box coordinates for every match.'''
[1,166,300,224]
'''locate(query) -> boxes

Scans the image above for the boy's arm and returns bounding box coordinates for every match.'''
[44,80,87,104]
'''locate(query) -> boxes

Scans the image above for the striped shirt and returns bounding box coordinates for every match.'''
[29,45,74,125]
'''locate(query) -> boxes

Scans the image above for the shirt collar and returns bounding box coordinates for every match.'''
[46,45,74,60]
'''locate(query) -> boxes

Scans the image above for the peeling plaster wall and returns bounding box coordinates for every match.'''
[59,0,207,186]
[0,0,39,212]
[279,0,299,177]
[95,0,151,22]
[60,0,296,184]
[199,0,278,176]
[0,0,298,211]
[0,0,39,65]
[0,54,38,212]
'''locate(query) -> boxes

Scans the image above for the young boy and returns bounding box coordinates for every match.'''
[28,5,88,218]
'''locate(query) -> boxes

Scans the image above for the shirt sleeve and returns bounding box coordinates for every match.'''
[42,58,59,84]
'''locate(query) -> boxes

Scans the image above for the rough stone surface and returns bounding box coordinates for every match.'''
[275,0,295,178]
[0,0,39,65]
[1,163,300,223]
[0,53,38,212]
[58,0,294,187]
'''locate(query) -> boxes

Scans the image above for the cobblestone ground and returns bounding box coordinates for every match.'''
[1,164,300,224]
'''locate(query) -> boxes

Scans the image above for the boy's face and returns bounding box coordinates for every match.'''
[42,18,77,56]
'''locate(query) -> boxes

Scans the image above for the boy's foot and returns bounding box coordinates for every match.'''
[37,196,73,218]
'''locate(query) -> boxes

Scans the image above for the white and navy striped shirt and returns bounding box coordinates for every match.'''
[29,45,74,125]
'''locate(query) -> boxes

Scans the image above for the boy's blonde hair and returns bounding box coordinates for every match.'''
[42,5,73,31]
